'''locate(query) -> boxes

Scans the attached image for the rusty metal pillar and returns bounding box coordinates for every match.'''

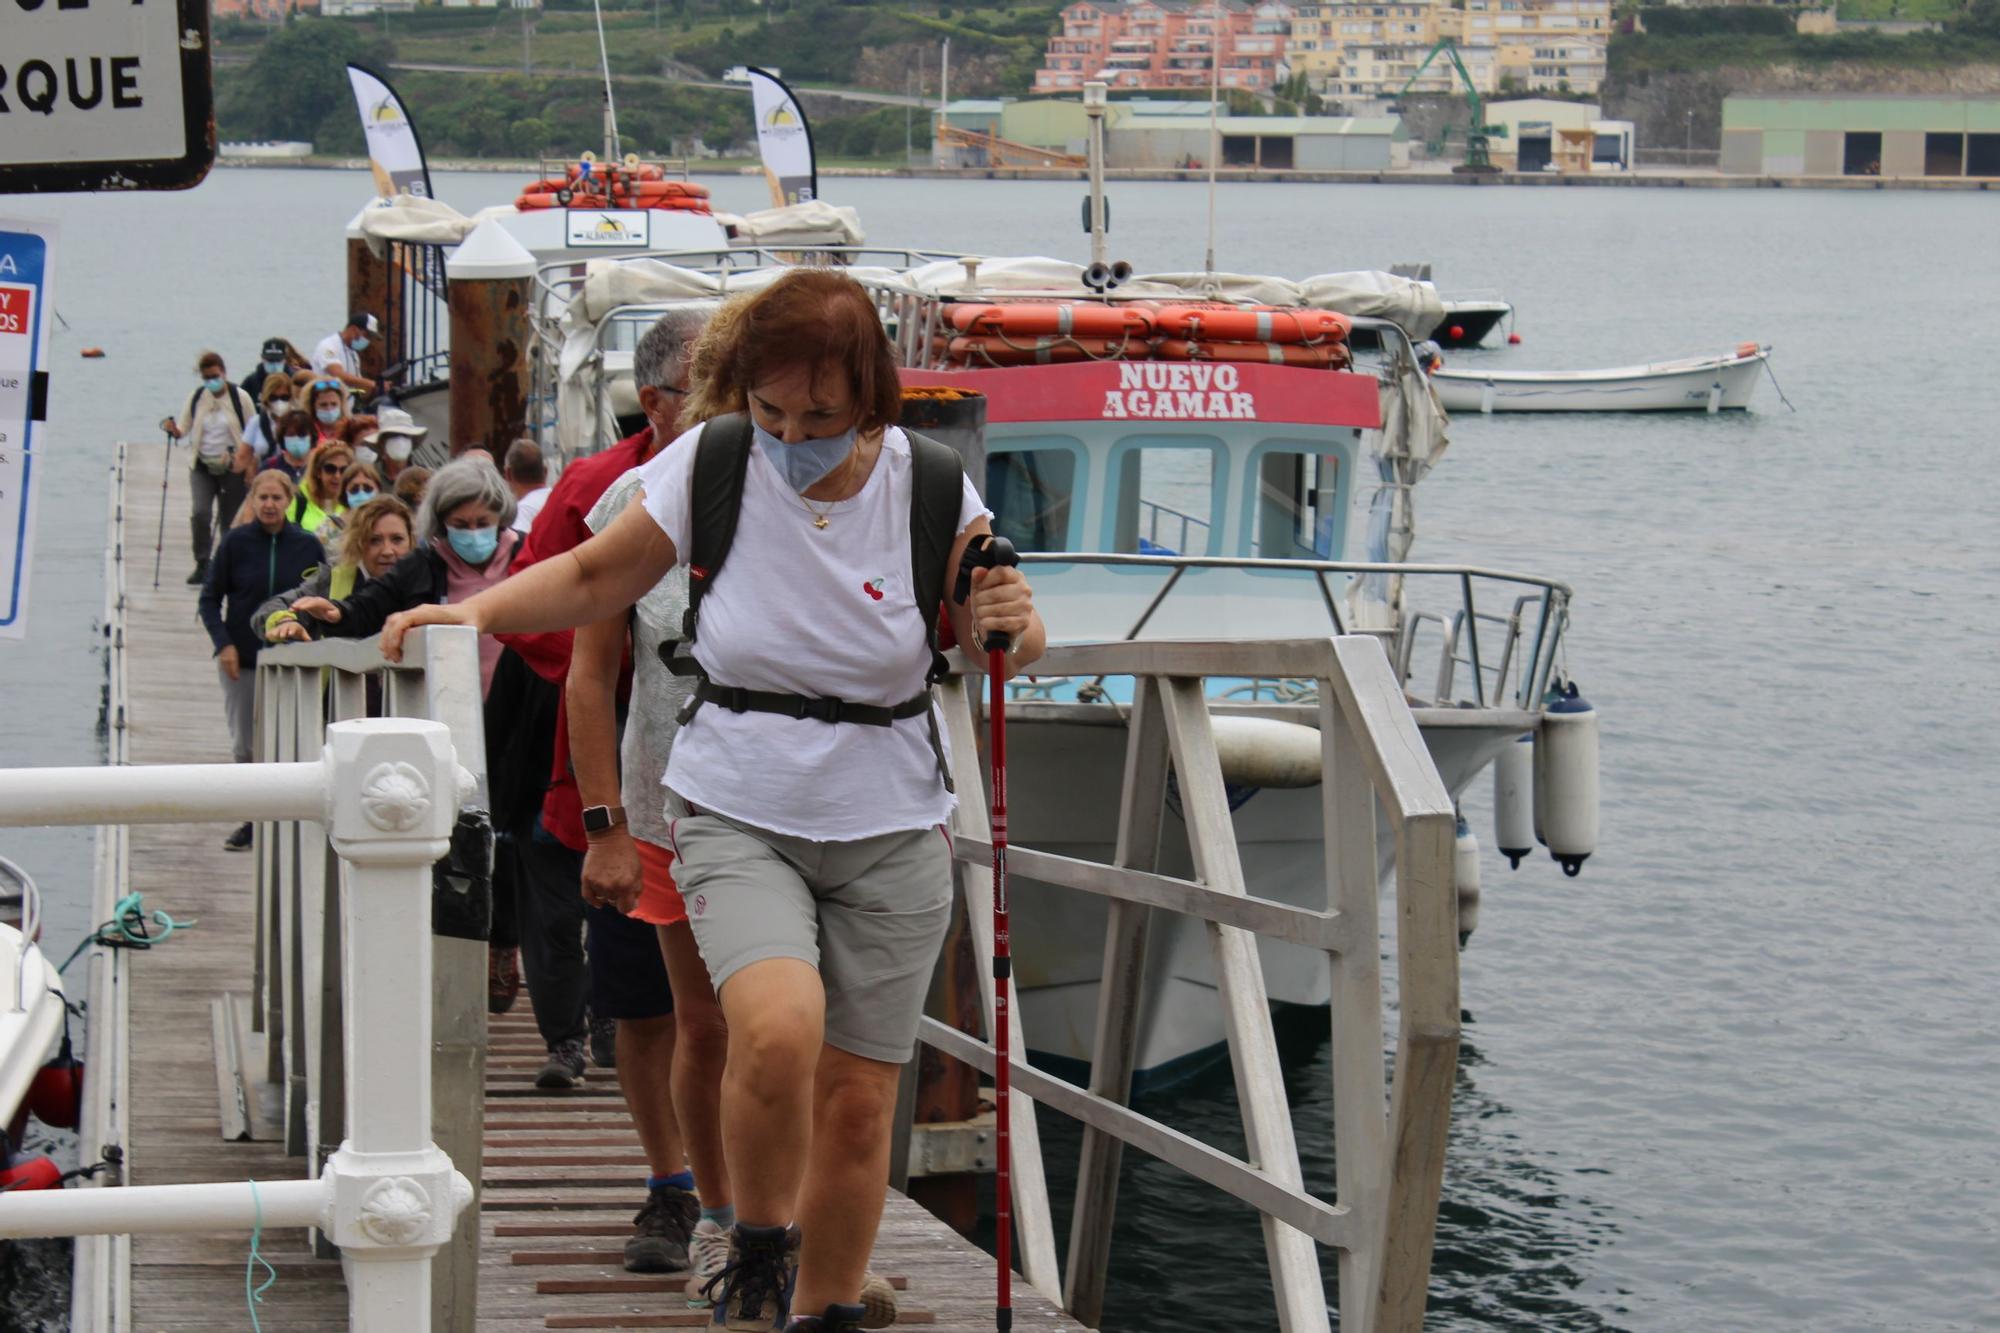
[444,222,537,456]
[346,232,391,387]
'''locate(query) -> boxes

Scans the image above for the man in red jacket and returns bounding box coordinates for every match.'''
[499,310,714,1273]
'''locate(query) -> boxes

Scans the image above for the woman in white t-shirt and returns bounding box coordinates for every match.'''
[381,271,1044,1333]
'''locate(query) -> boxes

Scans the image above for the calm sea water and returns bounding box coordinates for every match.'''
[2,171,1995,1331]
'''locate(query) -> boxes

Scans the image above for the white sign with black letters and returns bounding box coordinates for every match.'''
[0,218,54,640]
[0,0,213,192]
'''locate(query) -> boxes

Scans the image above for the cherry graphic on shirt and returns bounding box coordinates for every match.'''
[863,578,885,602]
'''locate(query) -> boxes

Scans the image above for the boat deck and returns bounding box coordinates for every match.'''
[113,440,1090,1331]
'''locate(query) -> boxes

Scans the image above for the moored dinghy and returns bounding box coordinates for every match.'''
[1431,342,1769,413]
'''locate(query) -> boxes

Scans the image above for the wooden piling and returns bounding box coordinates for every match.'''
[346,235,391,386]
[444,226,537,456]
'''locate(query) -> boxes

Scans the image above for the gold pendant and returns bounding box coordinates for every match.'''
[813,515,829,530]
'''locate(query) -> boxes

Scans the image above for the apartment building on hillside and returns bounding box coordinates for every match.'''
[1285,0,1607,100]
[1034,0,1296,96]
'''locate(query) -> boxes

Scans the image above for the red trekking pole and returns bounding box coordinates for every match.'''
[961,533,1020,1332]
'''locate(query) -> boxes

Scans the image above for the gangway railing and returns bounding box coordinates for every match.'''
[0,712,478,1332]
[925,635,1460,1333]
[381,239,452,400]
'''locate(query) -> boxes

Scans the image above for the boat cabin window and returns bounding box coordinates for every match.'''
[1105,440,1225,557]
[985,444,1083,553]
[1246,444,1342,560]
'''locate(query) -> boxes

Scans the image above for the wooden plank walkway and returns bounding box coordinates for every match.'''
[112,441,1092,1332]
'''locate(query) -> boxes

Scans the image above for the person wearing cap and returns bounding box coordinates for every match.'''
[241,336,305,401]
[313,312,381,396]
[365,406,429,485]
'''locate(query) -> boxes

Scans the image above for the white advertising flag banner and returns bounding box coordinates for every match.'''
[0,218,55,640]
[746,68,817,207]
[347,64,432,200]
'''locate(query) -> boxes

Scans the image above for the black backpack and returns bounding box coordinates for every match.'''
[664,411,966,790]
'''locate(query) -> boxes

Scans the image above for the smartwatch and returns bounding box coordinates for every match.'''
[581,805,627,836]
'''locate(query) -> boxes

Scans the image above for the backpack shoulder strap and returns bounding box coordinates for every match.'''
[185,387,203,423]
[680,412,755,642]
[904,429,967,683]
[227,388,248,429]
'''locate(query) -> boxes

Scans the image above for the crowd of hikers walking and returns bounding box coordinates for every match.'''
[180,271,1046,1333]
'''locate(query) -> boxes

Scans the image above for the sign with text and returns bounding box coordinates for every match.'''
[902,360,1382,429]
[0,219,55,640]
[0,0,214,194]
[566,210,650,248]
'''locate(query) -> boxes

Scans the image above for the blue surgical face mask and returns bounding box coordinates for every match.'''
[346,489,377,507]
[284,436,311,459]
[752,419,856,494]
[353,335,370,352]
[204,376,226,394]
[317,407,341,425]
[446,525,499,564]
[264,359,285,374]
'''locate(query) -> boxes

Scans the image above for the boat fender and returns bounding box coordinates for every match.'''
[1210,716,1322,789]
[27,1030,83,1131]
[0,1154,62,1192]
[1454,814,1481,946]
[1493,733,1533,869]
[1533,682,1599,877]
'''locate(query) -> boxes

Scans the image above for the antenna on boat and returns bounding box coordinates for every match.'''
[590,0,622,161]
[1083,81,1109,270]
[1203,0,1222,281]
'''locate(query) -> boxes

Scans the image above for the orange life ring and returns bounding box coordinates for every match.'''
[949,302,1153,339]
[946,334,1137,367]
[618,179,709,199]
[1156,339,1351,369]
[1152,304,1351,345]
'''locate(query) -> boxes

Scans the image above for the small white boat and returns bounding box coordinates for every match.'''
[1432,343,1768,414]
[0,857,65,1133]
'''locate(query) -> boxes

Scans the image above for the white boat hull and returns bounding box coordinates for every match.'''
[0,923,64,1126]
[1006,712,1526,1085]
[1431,347,1766,413]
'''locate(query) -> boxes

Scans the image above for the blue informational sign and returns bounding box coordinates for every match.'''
[0,219,55,640]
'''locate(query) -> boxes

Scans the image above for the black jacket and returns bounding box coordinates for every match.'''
[198,521,323,665]
[325,544,451,639]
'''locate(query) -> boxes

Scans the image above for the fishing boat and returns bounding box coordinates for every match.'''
[1431,342,1769,414]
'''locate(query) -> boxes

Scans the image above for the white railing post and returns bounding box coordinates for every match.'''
[318,718,476,1329]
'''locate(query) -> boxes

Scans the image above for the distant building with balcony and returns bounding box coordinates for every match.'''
[1034,0,1296,96]
[1287,0,1606,100]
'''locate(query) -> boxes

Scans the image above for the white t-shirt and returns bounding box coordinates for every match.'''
[512,485,552,534]
[197,401,236,462]
[312,331,358,378]
[637,423,987,841]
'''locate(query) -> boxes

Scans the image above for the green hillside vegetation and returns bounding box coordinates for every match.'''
[1617,0,2000,71]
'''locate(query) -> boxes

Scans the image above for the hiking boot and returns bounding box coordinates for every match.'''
[685,1217,731,1298]
[487,945,520,1015]
[222,822,253,852]
[857,1273,898,1329]
[535,1038,587,1089]
[590,1011,618,1069]
[701,1222,797,1329]
[624,1182,698,1273]
[185,560,208,586]
[789,1303,866,1333]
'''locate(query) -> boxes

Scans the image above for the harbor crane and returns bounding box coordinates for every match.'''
[1393,39,1503,173]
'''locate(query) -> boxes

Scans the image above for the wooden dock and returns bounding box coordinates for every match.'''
[107,440,1091,1332]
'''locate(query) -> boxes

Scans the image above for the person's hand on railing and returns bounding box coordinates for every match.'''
[266,616,313,644]
[379,602,479,664]
[580,829,644,915]
[290,596,341,628]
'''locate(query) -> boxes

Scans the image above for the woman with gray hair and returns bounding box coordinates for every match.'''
[289,454,522,694]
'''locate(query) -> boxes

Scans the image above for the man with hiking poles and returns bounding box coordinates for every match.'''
[378,269,1046,1332]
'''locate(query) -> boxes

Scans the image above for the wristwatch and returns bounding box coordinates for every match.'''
[581,805,627,836]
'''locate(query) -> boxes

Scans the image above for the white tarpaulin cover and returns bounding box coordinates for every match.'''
[1296,270,1444,338]
[715,200,865,247]
[353,195,516,255]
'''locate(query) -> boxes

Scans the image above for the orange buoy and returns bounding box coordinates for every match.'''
[1735,341,1762,359]
[1156,339,1350,369]
[80,346,105,359]
[949,302,1153,340]
[1507,332,1523,345]
[947,334,1137,367]
[0,1155,61,1192]
[1152,304,1350,345]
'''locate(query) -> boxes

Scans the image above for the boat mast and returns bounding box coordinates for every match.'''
[1204,0,1221,278]
[591,0,623,161]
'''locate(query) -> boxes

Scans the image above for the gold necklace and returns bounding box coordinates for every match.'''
[797,445,863,530]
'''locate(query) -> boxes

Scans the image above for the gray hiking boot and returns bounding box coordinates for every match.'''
[624,1183,699,1272]
[701,1222,797,1329]
[534,1037,587,1089]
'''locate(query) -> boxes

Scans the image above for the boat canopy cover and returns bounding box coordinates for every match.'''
[713,200,866,247]
[353,193,516,256]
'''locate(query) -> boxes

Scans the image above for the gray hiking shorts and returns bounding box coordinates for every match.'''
[664,793,952,1065]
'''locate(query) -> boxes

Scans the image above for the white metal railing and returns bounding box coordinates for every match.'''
[929,636,1460,1333]
[250,627,492,1325]
[0,854,39,1013]
[0,716,477,1330]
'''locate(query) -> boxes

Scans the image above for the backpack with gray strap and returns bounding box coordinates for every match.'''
[660,411,966,794]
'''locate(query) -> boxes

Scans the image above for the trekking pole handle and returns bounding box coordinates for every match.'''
[958,534,1020,657]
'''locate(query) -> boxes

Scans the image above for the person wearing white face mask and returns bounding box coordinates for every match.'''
[360,405,429,484]
[312,311,380,398]
[162,349,259,584]
[242,374,294,463]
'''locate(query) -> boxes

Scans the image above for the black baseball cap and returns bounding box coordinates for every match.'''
[348,312,380,335]
[261,337,288,359]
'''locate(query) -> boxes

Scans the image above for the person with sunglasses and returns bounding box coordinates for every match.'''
[291,442,353,547]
